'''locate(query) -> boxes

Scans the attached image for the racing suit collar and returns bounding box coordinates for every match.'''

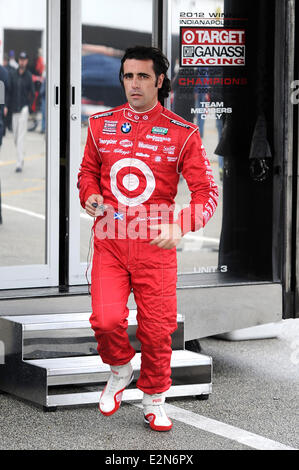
[123,101,162,122]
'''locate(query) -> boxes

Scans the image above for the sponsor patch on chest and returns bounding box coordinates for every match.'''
[170,119,190,129]
[151,126,168,135]
[146,134,171,142]
[121,122,132,134]
[93,111,113,119]
[120,139,133,148]
[163,145,176,155]
[103,120,118,134]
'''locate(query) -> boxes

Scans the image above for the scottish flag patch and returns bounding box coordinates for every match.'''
[114,212,124,221]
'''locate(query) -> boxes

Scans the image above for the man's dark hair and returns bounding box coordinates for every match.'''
[119,46,171,102]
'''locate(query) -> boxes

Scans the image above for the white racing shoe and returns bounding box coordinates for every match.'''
[142,392,173,432]
[99,362,134,416]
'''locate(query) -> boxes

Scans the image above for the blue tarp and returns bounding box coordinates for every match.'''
[82,53,125,107]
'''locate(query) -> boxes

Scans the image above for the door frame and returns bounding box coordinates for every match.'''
[68,0,85,286]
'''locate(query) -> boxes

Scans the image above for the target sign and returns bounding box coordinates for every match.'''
[110,158,156,207]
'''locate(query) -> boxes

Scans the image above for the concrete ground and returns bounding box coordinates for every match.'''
[0,318,298,451]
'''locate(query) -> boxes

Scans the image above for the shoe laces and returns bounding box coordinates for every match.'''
[153,405,166,419]
[144,402,167,418]
[106,371,122,394]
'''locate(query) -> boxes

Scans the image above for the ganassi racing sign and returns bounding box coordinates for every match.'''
[180,27,245,66]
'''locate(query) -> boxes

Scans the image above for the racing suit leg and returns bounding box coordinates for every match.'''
[90,238,136,366]
[131,240,178,395]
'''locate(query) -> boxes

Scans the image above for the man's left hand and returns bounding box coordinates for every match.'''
[150,223,182,250]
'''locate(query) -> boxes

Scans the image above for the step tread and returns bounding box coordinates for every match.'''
[3,311,184,330]
[26,350,211,376]
[47,384,212,406]
[3,312,92,323]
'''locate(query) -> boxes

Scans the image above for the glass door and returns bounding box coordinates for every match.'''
[165,0,280,285]
[0,0,60,289]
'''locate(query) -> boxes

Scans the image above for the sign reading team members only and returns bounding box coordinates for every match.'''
[180,27,246,66]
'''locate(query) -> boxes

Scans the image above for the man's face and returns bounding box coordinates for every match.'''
[18,58,28,70]
[122,59,164,112]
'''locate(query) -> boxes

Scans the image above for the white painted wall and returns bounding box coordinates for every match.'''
[0,0,153,62]
[0,0,152,31]
[81,0,153,32]
[0,0,224,64]
[0,0,47,29]
[0,0,47,64]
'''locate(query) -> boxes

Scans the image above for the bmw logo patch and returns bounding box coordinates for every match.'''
[121,122,132,134]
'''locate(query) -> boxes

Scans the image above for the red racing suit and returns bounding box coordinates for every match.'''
[78,101,218,395]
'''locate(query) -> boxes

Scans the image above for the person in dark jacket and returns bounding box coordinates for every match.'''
[0,65,8,150]
[3,53,14,132]
[39,77,46,133]
[0,65,8,225]
[10,51,35,172]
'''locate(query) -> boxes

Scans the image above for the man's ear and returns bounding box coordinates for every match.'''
[157,74,164,89]
[156,73,165,88]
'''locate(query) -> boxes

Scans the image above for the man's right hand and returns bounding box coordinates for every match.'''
[85,194,104,217]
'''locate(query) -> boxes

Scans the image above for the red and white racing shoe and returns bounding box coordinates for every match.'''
[99,362,134,416]
[142,392,172,432]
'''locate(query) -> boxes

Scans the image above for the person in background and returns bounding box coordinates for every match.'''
[10,51,35,172]
[39,75,46,134]
[34,48,45,77]
[0,64,8,225]
[0,64,8,151]
[8,50,18,70]
[3,53,14,132]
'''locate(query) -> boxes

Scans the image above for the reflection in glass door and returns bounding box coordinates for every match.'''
[0,0,60,289]
[69,0,153,284]
[168,0,277,284]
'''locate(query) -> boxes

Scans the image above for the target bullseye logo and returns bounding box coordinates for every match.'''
[110,158,156,207]
[122,173,139,191]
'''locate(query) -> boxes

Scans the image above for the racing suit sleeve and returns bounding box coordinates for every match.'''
[175,129,219,236]
[77,123,102,209]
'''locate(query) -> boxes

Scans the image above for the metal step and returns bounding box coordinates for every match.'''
[24,350,212,407]
[1,311,184,358]
[4,311,184,330]
[25,349,211,385]
[0,313,212,409]
[3,312,97,330]
[47,383,212,407]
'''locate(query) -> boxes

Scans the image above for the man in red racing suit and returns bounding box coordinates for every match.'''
[77,46,218,431]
